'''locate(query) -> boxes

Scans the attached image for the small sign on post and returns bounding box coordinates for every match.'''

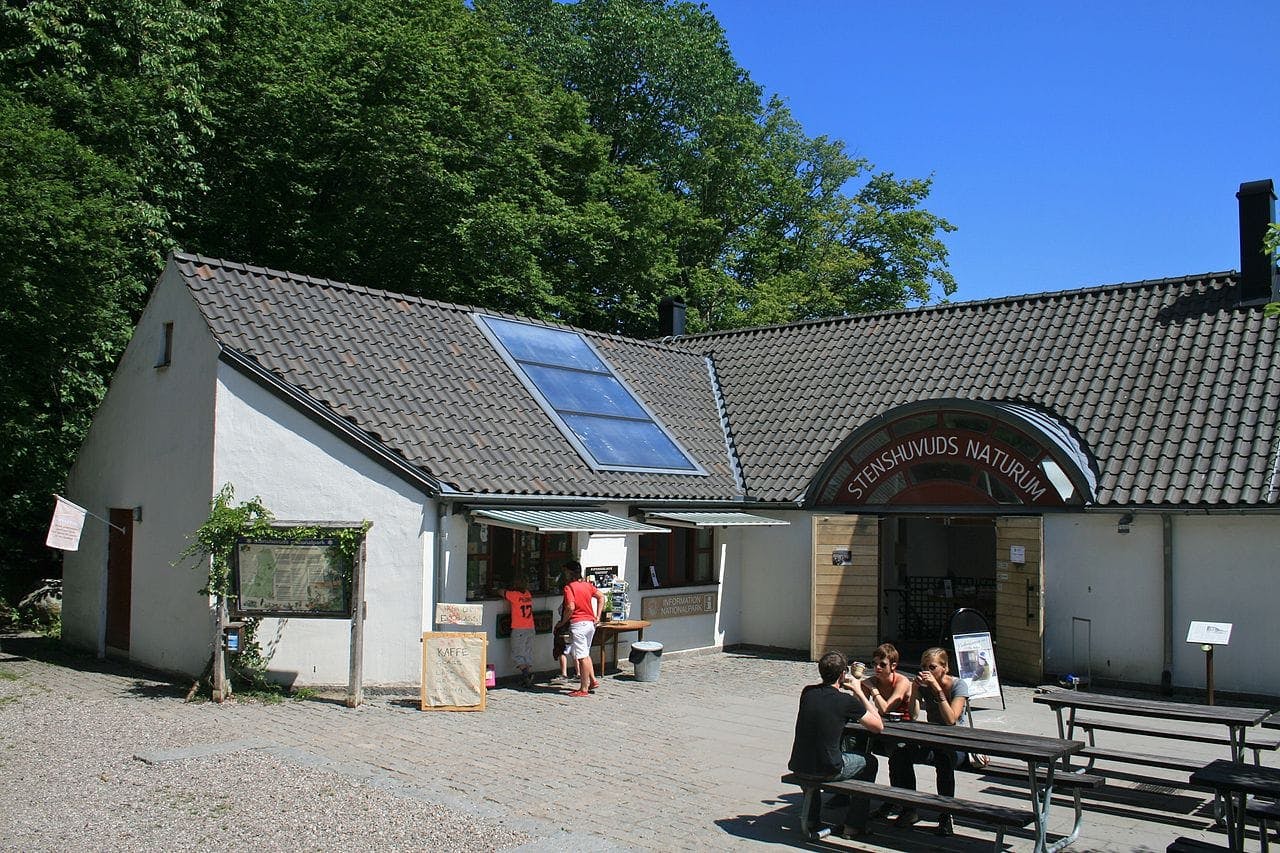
[1186,621,1232,705]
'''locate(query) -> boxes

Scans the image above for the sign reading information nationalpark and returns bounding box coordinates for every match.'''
[233,538,350,617]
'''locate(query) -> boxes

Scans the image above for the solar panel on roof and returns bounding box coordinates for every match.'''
[477,315,703,474]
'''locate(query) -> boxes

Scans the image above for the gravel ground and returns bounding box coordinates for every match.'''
[0,659,532,852]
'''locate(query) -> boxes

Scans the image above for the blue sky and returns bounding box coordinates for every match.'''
[703,2,1280,304]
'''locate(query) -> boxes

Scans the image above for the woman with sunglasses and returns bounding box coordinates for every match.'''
[887,646,971,837]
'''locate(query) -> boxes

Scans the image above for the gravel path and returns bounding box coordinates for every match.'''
[0,648,532,852]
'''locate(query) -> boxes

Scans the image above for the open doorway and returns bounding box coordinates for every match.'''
[878,515,996,662]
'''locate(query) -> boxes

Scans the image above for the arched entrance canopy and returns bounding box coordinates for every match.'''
[807,399,1097,508]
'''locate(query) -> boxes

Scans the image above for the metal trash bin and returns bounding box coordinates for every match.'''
[628,640,663,682]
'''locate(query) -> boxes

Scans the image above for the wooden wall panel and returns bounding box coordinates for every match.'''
[811,515,880,661]
[995,515,1044,684]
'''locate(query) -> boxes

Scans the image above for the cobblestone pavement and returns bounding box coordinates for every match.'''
[2,635,1275,852]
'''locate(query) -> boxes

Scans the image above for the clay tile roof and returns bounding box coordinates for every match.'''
[175,253,739,500]
[178,252,1280,509]
[684,273,1280,507]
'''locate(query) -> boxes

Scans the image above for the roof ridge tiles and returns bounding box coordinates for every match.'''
[680,270,1236,342]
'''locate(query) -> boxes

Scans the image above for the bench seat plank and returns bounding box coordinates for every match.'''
[1075,746,1205,774]
[1247,795,1280,818]
[1166,837,1231,852]
[1073,716,1280,752]
[972,761,1105,789]
[780,773,1035,828]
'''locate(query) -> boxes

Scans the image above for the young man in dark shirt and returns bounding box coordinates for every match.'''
[788,650,884,838]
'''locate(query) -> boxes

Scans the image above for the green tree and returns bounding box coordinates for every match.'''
[1265,223,1279,319]
[0,91,150,592]
[187,0,679,332]
[0,0,220,592]
[479,0,955,331]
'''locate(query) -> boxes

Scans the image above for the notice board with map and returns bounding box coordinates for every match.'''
[421,632,487,711]
[233,538,351,617]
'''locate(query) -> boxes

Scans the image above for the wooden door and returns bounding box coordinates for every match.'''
[994,515,1043,683]
[105,508,133,651]
[811,514,879,661]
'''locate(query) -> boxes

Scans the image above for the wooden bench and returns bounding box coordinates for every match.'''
[1074,746,1207,775]
[1166,838,1230,852]
[968,760,1105,791]
[781,773,1034,850]
[1247,795,1279,852]
[1073,716,1280,764]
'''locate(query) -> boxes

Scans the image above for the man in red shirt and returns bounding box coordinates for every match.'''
[560,561,605,697]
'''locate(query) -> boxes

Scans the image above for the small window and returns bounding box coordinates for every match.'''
[466,523,574,601]
[639,528,715,589]
[155,322,173,368]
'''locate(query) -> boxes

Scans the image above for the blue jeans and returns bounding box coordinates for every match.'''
[804,751,879,829]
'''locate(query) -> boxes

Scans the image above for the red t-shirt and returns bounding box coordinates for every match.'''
[563,580,599,623]
[503,589,534,630]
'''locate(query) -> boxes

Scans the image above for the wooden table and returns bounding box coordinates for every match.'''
[1033,689,1272,764]
[855,719,1085,852]
[1189,759,1280,851]
[592,619,651,676]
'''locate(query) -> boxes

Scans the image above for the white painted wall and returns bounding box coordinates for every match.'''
[1044,513,1165,685]
[1045,512,1280,695]
[63,264,219,675]
[214,368,432,686]
[736,511,811,650]
[1167,515,1279,694]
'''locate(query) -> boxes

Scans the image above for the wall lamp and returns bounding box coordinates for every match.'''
[1116,511,1134,535]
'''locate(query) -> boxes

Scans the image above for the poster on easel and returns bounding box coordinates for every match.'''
[420,632,487,711]
[953,631,1001,701]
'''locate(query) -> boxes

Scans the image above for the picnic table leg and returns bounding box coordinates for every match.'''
[1024,760,1081,853]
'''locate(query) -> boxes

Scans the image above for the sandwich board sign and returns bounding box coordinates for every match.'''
[954,631,1001,702]
[420,632,487,711]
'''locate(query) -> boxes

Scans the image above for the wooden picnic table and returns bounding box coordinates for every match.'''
[851,719,1085,852]
[1033,689,1272,765]
[591,619,650,676]
[1189,759,1280,851]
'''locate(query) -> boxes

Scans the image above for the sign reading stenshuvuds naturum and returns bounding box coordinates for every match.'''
[233,538,350,617]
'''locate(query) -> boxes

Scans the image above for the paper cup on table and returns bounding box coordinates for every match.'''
[851,661,866,679]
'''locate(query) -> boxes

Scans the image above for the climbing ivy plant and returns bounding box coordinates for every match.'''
[177,483,370,698]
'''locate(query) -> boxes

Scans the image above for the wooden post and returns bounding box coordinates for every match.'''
[346,541,367,708]
[1205,645,1215,706]
[212,596,228,703]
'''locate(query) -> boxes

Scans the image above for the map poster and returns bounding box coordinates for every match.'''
[421,632,487,711]
[953,631,1001,701]
[233,538,350,617]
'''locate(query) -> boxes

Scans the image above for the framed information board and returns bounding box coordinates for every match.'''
[420,632,487,711]
[233,537,351,617]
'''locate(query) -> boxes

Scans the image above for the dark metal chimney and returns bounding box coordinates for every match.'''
[1237,179,1278,305]
[659,295,686,337]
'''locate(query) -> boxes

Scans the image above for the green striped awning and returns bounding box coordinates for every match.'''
[469,509,669,534]
[642,510,790,528]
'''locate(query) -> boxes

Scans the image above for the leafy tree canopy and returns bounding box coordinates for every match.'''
[478,0,955,330]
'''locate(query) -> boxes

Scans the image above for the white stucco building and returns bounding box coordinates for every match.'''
[63,180,1280,698]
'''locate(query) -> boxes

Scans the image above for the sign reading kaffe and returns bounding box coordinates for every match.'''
[825,429,1064,507]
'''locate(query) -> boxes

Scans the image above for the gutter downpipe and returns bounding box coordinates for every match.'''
[1161,513,1174,695]
[433,501,449,633]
